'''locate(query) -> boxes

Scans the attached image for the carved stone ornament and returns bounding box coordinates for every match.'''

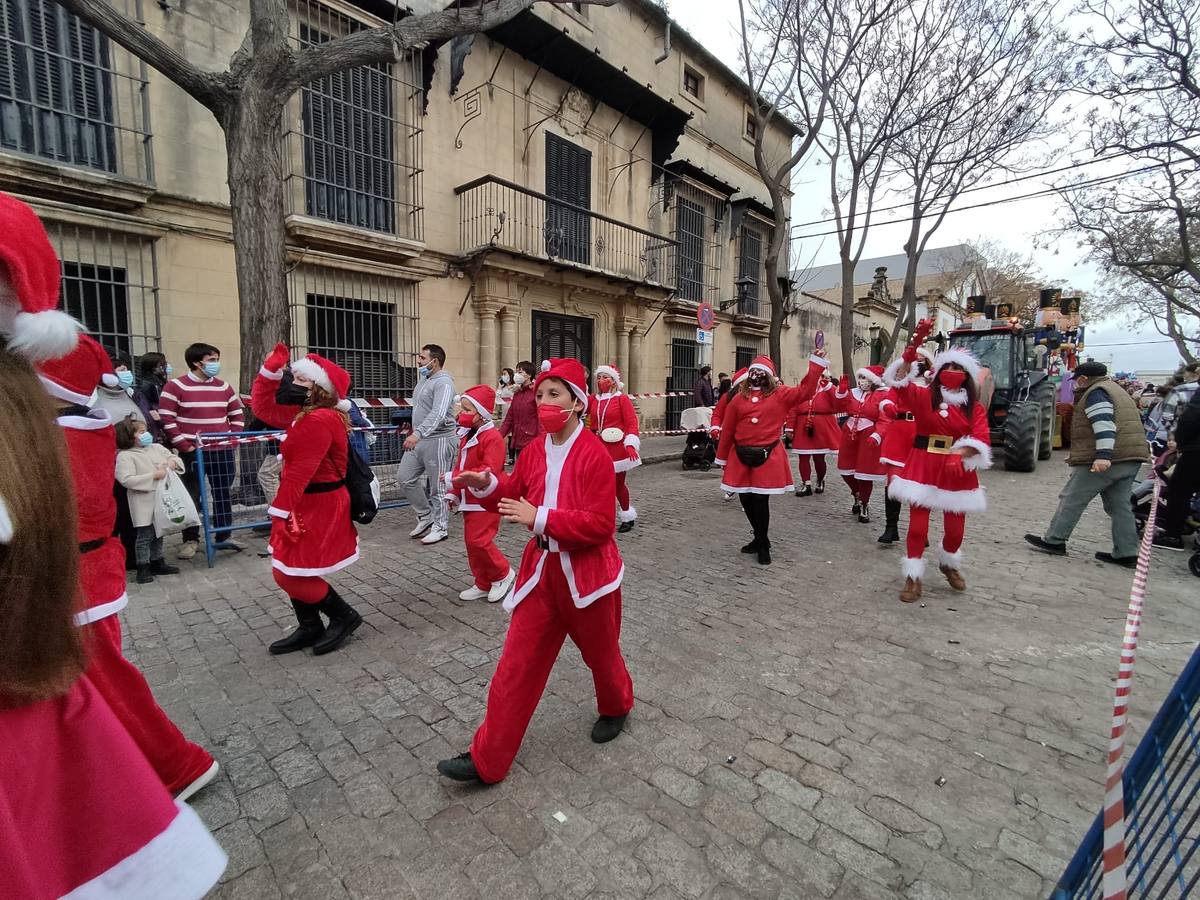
[556,88,592,136]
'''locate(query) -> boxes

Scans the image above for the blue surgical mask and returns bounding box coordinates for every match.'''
[202,361,221,378]
[164,364,173,377]
[418,365,430,379]
[137,431,153,447]
[117,370,134,389]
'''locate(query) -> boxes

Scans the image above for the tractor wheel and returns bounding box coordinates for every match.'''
[1003,401,1040,472]
[1031,380,1056,460]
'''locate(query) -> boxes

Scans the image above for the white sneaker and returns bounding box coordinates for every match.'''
[409,517,433,539]
[177,541,198,560]
[458,586,489,601]
[174,760,219,804]
[488,570,516,603]
[723,492,734,502]
[421,527,448,545]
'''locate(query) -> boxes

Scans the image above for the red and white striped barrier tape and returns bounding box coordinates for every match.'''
[1101,479,1161,900]
[239,390,700,408]
[198,426,405,451]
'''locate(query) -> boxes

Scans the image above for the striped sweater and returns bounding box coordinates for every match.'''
[158,372,245,451]
[1084,387,1117,460]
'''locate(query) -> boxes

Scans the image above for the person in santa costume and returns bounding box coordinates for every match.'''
[588,363,641,532]
[0,337,227,900]
[436,358,634,784]
[715,352,829,564]
[875,347,935,544]
[834,364,889,523]
[443,384,515,602]
[252,342,363,655]
[710,367,748,501]
[883,320,992,603]
[785,368,840,496]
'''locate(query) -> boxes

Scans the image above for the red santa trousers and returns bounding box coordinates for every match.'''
[83,615,214,794]
[464,510,510,590]
[470,553,634,783]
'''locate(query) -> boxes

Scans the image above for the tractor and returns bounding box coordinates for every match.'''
[946,321,1057,472]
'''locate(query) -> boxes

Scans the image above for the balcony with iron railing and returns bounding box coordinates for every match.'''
[456,175,676,290]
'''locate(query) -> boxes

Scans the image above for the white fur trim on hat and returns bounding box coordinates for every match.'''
[101,372,119,388]
[856,367,883,386]
[732,371,749,386]
[290,357,334,396]
[932,348,983,385]
[462,393,491,418]
[916,347,935,364]
[902,557,926,580]
[540,360,551,372]
[4,309,82,362]
[594,365,622,388]
[749,362,774,376]
[336,399,352,412]
[38,372,96,407]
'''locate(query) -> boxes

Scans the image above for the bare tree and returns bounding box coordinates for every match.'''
[940,238,1051,324]
[53,0,618,389]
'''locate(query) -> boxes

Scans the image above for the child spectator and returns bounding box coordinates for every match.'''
[114,415,184,584]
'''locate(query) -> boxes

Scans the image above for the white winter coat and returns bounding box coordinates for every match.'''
[115,444,185,527]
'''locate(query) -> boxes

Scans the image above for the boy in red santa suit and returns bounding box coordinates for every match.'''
[875,347,934,544]
[588,363,641,532]
[436,358,634,784]
[785,368,839,496]
[883,320,992,603]
[444,384,515,602]
[834,364,889,523]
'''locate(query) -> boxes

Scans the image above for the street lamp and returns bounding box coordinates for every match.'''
[868,322,881,365]
[718,275,757,313]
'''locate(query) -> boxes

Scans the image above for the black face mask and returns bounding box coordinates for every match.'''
[748,372,768,388]
[276,373,310,407]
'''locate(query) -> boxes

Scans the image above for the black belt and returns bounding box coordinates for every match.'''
[896,412,915,421]
[305,479,346,494]
[536,536,551,551]
[79,538,106,554]
[913,434,955,454]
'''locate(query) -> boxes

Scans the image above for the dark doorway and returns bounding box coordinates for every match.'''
[668,337,698,430]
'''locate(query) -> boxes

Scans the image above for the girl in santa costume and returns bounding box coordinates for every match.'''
[875,347,934,544]
[883,320,991,603]
[835,364,889,523]
[588,363,641,532]
[0,341,227,900]
[436,358,634,784]
[785,368,840,496]
[715,352,829,564]
[253,342,363,656]
[444,384,515,602]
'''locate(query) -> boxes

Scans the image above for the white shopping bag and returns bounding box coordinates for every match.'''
[154,469,200,537]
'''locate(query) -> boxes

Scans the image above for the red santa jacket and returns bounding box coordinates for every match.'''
[470,423,622,611]
[59,410,128,626]
[444,422,505,512]
[715,357,828,462]
[710,390,731,436]
[588,392,641,473]
[784,380,837,433]
[835,381,890,443]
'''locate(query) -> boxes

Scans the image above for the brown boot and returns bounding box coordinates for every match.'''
[939,566,966,591]
[899,577,923,603]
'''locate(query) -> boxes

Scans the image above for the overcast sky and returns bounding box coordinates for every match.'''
[665,1,1179,376]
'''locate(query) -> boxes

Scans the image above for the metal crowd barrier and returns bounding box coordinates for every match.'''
[1052,642,1200,898]
[194,426,411,567]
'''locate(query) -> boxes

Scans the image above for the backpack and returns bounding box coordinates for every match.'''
[345,449,381,524]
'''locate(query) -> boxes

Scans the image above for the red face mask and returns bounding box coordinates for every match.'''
[456,411,477,429]
[538,403,573,433]
[939,369,968,391]
[597,377,614,394]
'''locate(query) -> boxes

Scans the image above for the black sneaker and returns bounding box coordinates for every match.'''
[1096,552,1137,569]
[618,520,635,534]
[1152,533,1186,552]
[814,481,825,494]
[857,512,871,524]
[852,501,862,516]
[1024,534,1067,556]
[796,483,813,497]
[437,752,482,782]
[591,714,627,744]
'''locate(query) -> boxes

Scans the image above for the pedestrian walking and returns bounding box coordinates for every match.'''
[0,338,227,900]
[876,347,934,544]
[693,364,716,408]
[835,365,889,523]
[499,360,541,464]
[252,343,364,655]
[716,372,732,400]
[1152,386,1200,551]
[715,352,829,564]
[884,323,992,602]
[437,357,634,784]
[400,343,457,545]
[445,384,515,602]
[1025,361,1151,567]
[158,341,246,557]
[114,415,184,585]
[785,369,839,496]
[589,363,642,532]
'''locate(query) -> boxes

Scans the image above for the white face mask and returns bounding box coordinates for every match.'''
[856,377,871,392]
[514,373,527,386]
[500,374,511,385]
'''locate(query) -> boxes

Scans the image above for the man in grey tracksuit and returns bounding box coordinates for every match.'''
[401,343,458,544]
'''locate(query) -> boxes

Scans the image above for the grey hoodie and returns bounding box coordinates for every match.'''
[411,368,456,439]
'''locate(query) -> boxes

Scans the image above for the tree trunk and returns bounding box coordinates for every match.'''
[839,258,856,376]
[223,95,291,395]
[767,267,785,373]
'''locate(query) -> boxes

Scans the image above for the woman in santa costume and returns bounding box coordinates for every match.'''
[0,337,227,900]
[715,352,829,564]
[588,363,641,532]
[785,368,840,496]
[884,320,991,603]
[835,364,889,523]
[443,384,515,602]
[253,342,363,656]
[875,347,934,544]
[436,358,634,784]
[710,367,748,501]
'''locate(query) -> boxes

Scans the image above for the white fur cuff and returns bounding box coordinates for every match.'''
[617,506,637,523]
[883,358,914,388]
[939,548,964,570]
[469,472,499,499]
[809,355,830,369]
[533,505,549,536]
[902,557,926,580]
[624,434,641,450]
[954,437,993,471]
[258,366,284,381]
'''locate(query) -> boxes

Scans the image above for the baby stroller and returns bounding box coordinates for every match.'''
[1132,450,1200,576]
[680,406,715,471]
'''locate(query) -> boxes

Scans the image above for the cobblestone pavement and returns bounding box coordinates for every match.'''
[123,450,1199,899]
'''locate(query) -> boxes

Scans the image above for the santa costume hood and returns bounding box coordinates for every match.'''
[536,357,589,407]
[290,353,353,412]
[0,193,81,361]
[593,363,623,393]
[459,384,496,420]
[38,332,112,407]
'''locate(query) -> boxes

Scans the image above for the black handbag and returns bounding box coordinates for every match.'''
[736,442,778,468]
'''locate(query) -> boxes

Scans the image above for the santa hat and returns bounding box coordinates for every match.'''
[916,347,935,365]
[0,193,82,361]
[459,384,496,419]
[535,357,588,406]
[931,348,983,385]
[748,355,775,377]
[731,367,749,387]
[855,365,885,386]
[594,363,623,391]
[37,332,112,406]
[291,353,353,412]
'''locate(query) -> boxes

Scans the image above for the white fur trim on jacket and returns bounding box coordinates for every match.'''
[938,547,964,570]
[809,355,830,369]
[856,367,883,386]
[617,506,637,523]
[888,477,987,513]
[953,437,993,471]
[883,358,918,388]
[932,348,983,385]
[613,455,641,474]
[290,357,334,396]
[73,592,129,626]
[272,548,359,577]
[469,472,500,499]
[902,557,926,580]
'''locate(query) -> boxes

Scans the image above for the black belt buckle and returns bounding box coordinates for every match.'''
[536,536,550,551]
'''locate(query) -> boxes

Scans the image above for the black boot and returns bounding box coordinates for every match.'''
[877,498,901,543]
[136,565,154,585]
[741,539,760,554]
[269,599,325,655]
[150,558,180,576]
[591,714,627,743]
[437,752,482,782]
[312,588,362,656]
[757,546,772,565]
